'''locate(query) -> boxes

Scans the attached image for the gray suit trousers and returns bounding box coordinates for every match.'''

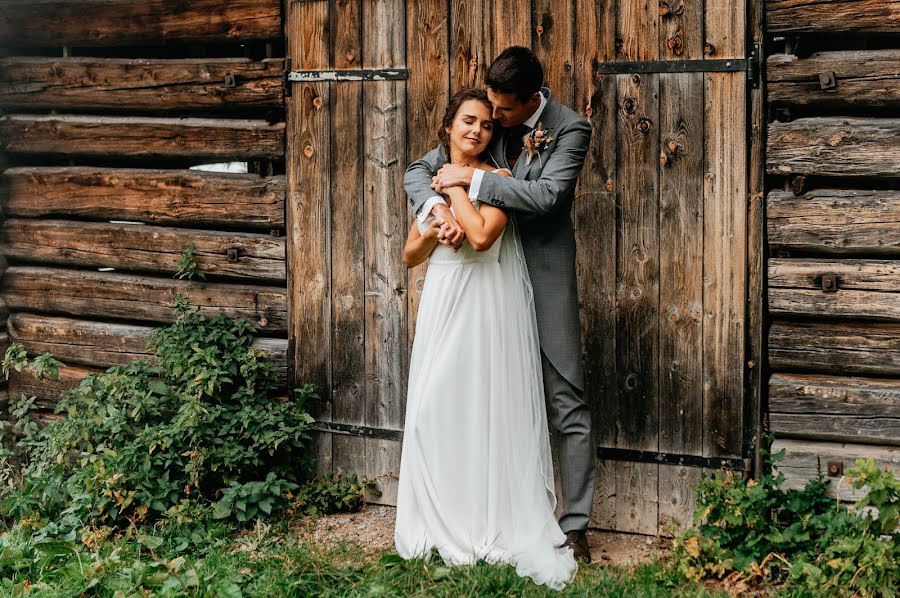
[541,351,595,533]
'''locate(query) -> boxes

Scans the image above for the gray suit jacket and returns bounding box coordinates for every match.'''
[404,88,591,391]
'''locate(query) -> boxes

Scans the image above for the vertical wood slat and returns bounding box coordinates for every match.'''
[618,0,659,60]
[331,0,367,479]
[451,0,489,90]
[657,72,705,533]
[363,0,407,505]
[286,0,332,474]
[705,0,746,59]
[575,0,620,534]
[613,72,661,533]
[406,0,449,360]
[534,0,574,106]
[491,0,532,57]
[661,0,704,60]
[703,71,747,458]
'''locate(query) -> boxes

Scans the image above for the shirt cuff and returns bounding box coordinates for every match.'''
[416,195,446,223]
[468,169,485,200]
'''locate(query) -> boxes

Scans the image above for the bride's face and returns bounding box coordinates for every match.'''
[445,100,495,157]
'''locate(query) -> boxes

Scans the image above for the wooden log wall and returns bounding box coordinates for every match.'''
[765,0,900,498]
[0,1,288,419]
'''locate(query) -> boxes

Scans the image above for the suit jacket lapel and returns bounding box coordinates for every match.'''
[515,89,561,179]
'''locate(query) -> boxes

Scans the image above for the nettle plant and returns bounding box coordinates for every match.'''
[0,295,316,536]
[673,441,899,597]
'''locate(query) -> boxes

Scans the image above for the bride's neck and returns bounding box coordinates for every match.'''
[449,147,481,167]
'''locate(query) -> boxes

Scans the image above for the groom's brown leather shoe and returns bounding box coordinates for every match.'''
[563,530,591,563]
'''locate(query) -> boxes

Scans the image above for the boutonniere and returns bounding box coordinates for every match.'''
[522,122,553,166]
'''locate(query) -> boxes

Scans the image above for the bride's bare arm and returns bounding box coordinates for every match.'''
[403,219,439,268]
[444,169,510,251]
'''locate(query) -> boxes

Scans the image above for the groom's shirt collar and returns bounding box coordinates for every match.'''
[522,90,548,130]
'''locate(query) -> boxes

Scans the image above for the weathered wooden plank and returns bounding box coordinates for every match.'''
[534,0,574,105]
[617,0,659,61]
[8,365,96,410]
[617,462,659,535]
[0,219,286,282]
[770,373,900,445]
[0,114,285,161]
[768,118,900,178]
[769,320,900,377]
[767,51,900,109]
[615,72,659,452]
[2,167,284,229]
[450,0,488,90]
[704,72,746,458]
[660,0,703,59]
[1,267,287,333]
[7,314,288,384]
[491,0,531,58]
[766,0,900,34]
[0,57,284,111]
[658,464,701,535]
[769,259,900,321]
[286,0,332,475]
[767,190,900,256]
[705,0,745,58]
[773,439,899,502]
[659,73,704,461]
[331,0,367,483]
[363,0,407,507]
[0,0,282,47]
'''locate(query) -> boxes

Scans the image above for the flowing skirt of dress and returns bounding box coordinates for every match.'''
[395,219,577,591]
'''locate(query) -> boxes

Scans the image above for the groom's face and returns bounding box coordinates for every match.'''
[486,88,541,128]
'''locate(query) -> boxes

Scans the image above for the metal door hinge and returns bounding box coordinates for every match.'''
[748,43,761,88]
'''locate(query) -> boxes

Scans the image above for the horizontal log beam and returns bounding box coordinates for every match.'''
[0,114,284,161]
[767,190,900,255]
[769,320,900,376]
[7,313,288,384]
[0,219,286,282]
[767,51,900,108]
[0,0,282,47]
[773,438,899,502]
[1,266,287,333]
[8,364,95,410]
[770,373,900,445]
[0,57,284,111]
[769,259,900,320]
[2,167,285,229]
[767,0,900,34]
[768,118,900,178]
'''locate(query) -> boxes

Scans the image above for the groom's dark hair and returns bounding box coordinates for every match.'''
[485,46,544,103]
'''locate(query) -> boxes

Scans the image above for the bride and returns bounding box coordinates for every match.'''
[394,88,577,590]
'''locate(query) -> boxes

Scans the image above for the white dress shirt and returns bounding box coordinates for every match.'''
[416,92,548,222]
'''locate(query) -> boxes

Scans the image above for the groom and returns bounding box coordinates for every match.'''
[404,46,595,562]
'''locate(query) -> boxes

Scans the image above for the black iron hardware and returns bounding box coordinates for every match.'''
[596,447,750,471]
[224,73,236,88]
[227,247,240,263]
[749,42,761,89]
[595,58,748,75]
[311,421,404,442]
[821,273,838,293]
[282,58,292,97]
[827,461,843,477]
[818,71,837,91]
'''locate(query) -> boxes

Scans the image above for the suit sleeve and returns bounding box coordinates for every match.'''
[404,144,450,216]
[474,118,591,216]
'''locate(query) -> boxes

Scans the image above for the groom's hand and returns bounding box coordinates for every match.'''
[432,203,465,250]
[432,164,474,193]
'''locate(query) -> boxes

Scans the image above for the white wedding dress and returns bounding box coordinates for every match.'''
[395,193,577,590]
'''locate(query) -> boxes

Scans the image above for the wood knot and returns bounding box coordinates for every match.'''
[312,96,323,109]
[303,144,314,158]
[604,179,614,192]
[638,117,652,133]
[631,74,641,85]
[535,24,544,36]
[623,97,636,114]
[704,42,715,56]
[624,373,638,390]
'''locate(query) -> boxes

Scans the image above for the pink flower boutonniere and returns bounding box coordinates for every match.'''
[522,122,553,166]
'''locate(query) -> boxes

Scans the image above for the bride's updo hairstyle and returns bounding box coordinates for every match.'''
[438,88,493,154]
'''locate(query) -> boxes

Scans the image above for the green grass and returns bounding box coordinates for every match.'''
[0,516,730,597]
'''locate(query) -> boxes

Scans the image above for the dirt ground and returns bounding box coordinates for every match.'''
[301,504,672,566]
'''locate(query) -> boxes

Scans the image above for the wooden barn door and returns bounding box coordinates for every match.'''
[284,0,761,533]
[578,3,757,534]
